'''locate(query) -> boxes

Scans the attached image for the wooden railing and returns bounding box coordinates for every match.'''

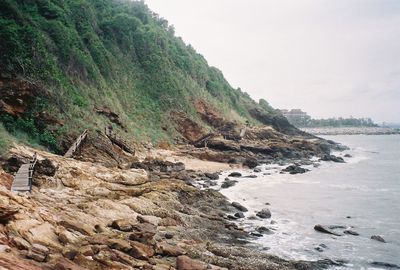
[28,152,38,192]
[64,129,88,158]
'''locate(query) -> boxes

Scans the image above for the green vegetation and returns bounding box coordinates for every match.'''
[0,0,277,152]
[289,116,378,128]
[0,123,13,155]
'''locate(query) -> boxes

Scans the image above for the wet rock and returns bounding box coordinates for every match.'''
[344,154,352,158]
[328,225,347,229]
[344,229,359,236]
[256,226,274,235]
[314,246,324,252]
[370,261,400,269]
[244,175,258,178]
[205,172,219,180]
[249,232,263,237]
[111,218,134,232]
[314,225,343,236]
[234,212,245,219]
[371,235,386,243]
[253,168,262,173]
[256,208,271,219]
[282,164,309,174]
[320,154,345,163]
[231,202,248,212]
[221,179,237,189]
[176,255,206,270]
[243,158,258,169]
[227,215,239,220]
[228,172,242,177]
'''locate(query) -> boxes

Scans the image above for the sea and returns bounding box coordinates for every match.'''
[217,135,400,269]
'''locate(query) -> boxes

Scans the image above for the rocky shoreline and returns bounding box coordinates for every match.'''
[301,127,400,135]
[0,127,349,270]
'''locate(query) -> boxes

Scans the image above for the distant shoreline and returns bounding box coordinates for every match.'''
[301,126,400,135]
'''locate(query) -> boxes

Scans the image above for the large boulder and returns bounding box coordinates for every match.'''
[256,208,271,219]
[231,202,248,212]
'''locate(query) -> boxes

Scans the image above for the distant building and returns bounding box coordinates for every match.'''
[279,109,310,126]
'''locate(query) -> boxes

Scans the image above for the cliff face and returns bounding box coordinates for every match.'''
[0,0,293,154]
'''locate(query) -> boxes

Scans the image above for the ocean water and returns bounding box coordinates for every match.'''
[218,135,400,269]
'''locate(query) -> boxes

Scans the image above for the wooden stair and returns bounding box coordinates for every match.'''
[64,129,88,158]
[11,153,37,192]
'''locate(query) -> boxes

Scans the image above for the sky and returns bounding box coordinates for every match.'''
[144,0,400,123]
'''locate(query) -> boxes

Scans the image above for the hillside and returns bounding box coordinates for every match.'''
[0,0,294,154]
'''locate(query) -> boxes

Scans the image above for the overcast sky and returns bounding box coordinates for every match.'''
[145,0,400,123]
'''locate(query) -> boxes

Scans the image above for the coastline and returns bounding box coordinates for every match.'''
[0,129,349,270]
[301,126,400,135]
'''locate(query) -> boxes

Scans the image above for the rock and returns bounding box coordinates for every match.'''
[164,232,174,239]
[0,244,11,253]
[282,165,309,174]
[228,172,242,177]
[314,246,324,252]
[314,225,342,236]
[36,158,57,176]
[27,244,49,262]
[231,202,248,212]
[9,236,31,250]
[205,172,219,180]
[370,261,400,269]
[57,229,81,245]
[249,232,263,237]
[244,175,257,178]
[320,154,345,163]
[234,212,245,219]
[227,215,239,220]
[256,226,273,235]
[111,219,134,232]
[59,219,94,236]
[156,242,185,256]
[253,168,262,173]
[371,235,386,243]
[256,208,271,219]
[129,222,157,244]
[0,204,19,224]
[62,247,78,260]
[129,241,155,260]
[176,255,207,270]
[344,229,359,236]
[108,238,132,252]
[79,245,94,256]
[221,180,237,189]
[328,225,346,229]
[344,154,352,158]
[243,158,258,169]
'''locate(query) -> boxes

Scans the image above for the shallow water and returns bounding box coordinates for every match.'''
[218,135,400,269]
